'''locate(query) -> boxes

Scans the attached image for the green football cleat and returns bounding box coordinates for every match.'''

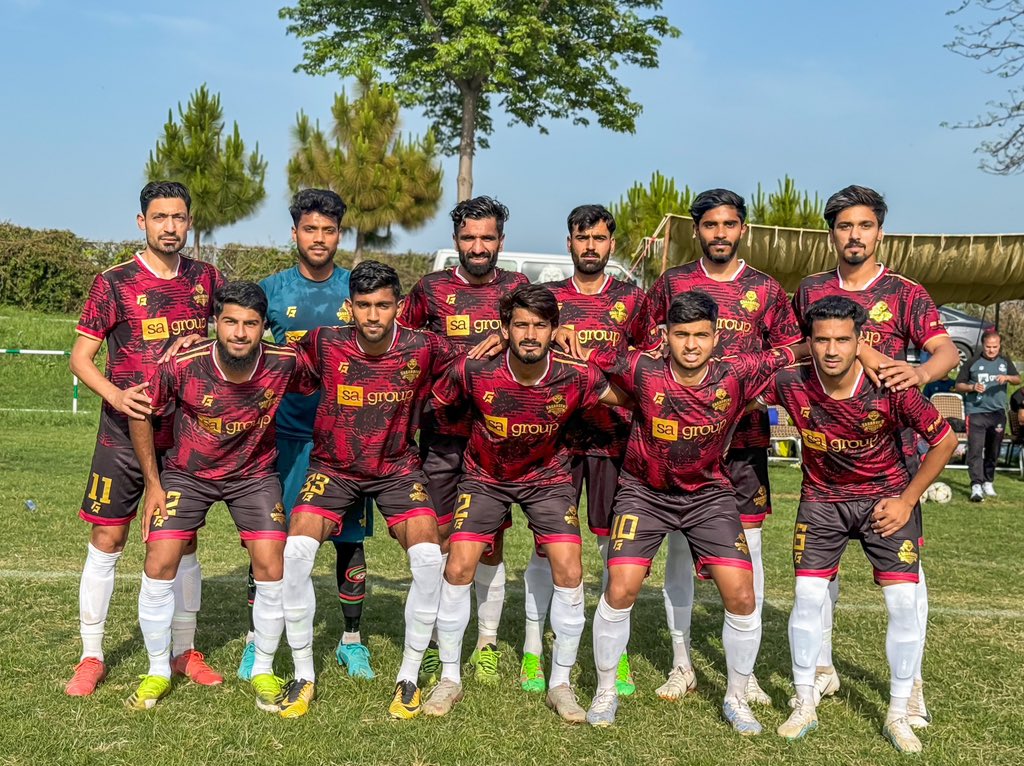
[126,675,171,711]
[519,652,546,693]
[469,643,501,684]
[251,673,286,712]
[420,644,441,687]
[615,653,636,696]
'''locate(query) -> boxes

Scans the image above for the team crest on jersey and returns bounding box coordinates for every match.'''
[897,540,918,565]
[740,290,760,313]
[202,395,215,407]
[337,362,350,374]
[198,414,223,435]
[483,391,496,404]
[136,294,148,307]
[564,504,580,527]
[861,410,885,434]
[401,359,421,383]
[258,388,276,411]
[653,392,666,406]
[800,406,811,419]
[445,294,457,306]
[869,301,893,323]
[271,503,286,525]
[409,483,429,502]
[711,388,732,412]
[546,394,568,417]
[337,305,352,323]
[753,486,768,508]
[192,284,209,307]
[285,330,307,343]
[608,301,628,324]
[735,532,749,555]
[286,306,298,318]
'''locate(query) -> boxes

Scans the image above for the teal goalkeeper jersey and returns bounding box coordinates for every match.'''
[260,265,351,440]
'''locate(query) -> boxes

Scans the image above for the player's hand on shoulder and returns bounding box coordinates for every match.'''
[467,333,506,360]
[110,382,152,420]
[140,483,167,543]
[553,326,586,359]
[871,496,913,538]
[856,343,891,387]
[876,359,923,391]
[158,333,204,363]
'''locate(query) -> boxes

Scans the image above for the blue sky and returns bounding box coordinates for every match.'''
[2,0,1022,256]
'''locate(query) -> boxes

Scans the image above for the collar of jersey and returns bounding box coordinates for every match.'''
[835,263,886,291]
[570,274,611,294]
[698,258,746,282]
[812,361,866,400]
[211,342,263,383]
[453,265,498,285]
[355,326,400,355]
[135,251,181,279]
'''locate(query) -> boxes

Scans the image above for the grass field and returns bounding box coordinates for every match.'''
[1,305,1023,766]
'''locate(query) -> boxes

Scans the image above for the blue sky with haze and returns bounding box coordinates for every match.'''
[2,0,1022,256]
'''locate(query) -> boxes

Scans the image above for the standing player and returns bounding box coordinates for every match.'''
[765,296,955,752]
[66,182,224,696]
[281,261,455,719]
[585,291,803,733]
[633,189,803,704]
[127,283,296,710]
[955,330,1019,501]
[793,185,959,722]
[398,197,528,683]
[425,284,623,722]
[236,188,375,682]
[518,204,658,696]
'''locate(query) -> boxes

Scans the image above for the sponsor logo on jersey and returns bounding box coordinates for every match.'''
[445,294,457,305]
[192,283,209,307]
[202,395,214,407]
[446,314,471,337]
[800,406,811,419]
[678,421,726,440]
[869,301,893,323]
[897,540,918,565]
[286,306,298,318]
[483,391,496,404]
[564,504,579,527]
[337,304,352,323]
[285,330,307,343]
[861,410,885,433]
[925,414,944,436]
[717,317,752,334]
[400,359,421,383]
[198,414,223,434]
[609,301,628,324]
[740,290,760,313]
[711,388,732,412]
[805,430,882,452]
[141,317,170,341]
[337,361,350,373]
[258,388,276,411]
[859,329,883,347]
[337,385,413,407]
[136,294,148,306]
[577,329,621,346]
[653,392,665,406]
[337,385,364,407]
[223,414,273,435]
[474,318,501,334]
[652,416,678,441]
[409,482,429,502]
[546,394,568,417]
[485,414,508,438]
[801,429,828,452]
[734,531,749,555]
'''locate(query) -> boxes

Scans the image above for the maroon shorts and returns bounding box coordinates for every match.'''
[726,447,771,524]
[793,499,922,585]
[147,470,286,543]
[292,466,436,531]
[570,454,621,537]
[419,431,466,526]
[607,479,752,580]
[449,478,581,547]
[79,440,164,527]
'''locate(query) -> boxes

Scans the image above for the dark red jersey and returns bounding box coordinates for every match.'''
[76,253,224,447]
[760,361,952,502]
[295,326,456,480]
[635,259,802,449]
[547,276,659,458]
[432,351,608,485]
[793,266,948,360]
[148,340,299,481]
[398,266,528,438]
[600,348,795,494]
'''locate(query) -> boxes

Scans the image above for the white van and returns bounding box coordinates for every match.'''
[430,249,641,286]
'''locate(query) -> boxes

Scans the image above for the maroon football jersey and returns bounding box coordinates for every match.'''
[76,253,224,447]
[398,266,529,438]
[547,276,659,458]
[295,326,456,480]
[148,340,299,480]
[760,361,951,501]
[793,266,948,359]
[635,260,802,449]
[601,348,795,493]
[432,351,608,484]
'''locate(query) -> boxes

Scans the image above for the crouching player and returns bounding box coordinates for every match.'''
[586,291,803,734]
[281,261,456,719]
[128,282,296,710]
[765,296,955,753]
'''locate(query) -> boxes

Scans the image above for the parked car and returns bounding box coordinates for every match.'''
[430,249,641,286]
[907,305,996,366]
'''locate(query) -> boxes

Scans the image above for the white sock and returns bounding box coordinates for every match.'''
[663,531,695,669]
[817,574,839,668]
[596,537,611,591]
[436,579,472,684]
[745,527,764,616]
[883,582,921,700]
[283,535,320,682]
[593,595,631,692]
[138,574,175,679]
[252,579,284,677]
[430,552,448,645]
[474,562,505,649]
[398,543,443,684]
[548,583,585,688]
[915,564,927,682]
[789,577,829,690]
[522,551,553,656]
[79,544,121,661]
[171,552,201,658]
[722,609,761,700]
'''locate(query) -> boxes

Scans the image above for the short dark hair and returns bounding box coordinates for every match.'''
[667,290,718,326]
[289,188,347,227]
[823,185,887,229]
[567,204,616,235]
[213,281,268,320]
[803,295,867,335]
[499,284,559,326]
[141,181,191,214]
[349,260,401,300]
[451,196,510,236]
[690,189,746,224]
[982,329,1001,343]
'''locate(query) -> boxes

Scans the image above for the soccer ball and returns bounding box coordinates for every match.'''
[926,482,952,504]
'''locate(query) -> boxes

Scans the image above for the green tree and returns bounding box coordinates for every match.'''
[609,171,693,280]
[146,85,267,259]
[287,67,444,263]
[748,176,825,229]
[280,0,679,201]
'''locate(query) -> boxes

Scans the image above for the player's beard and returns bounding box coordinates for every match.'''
[700,238,738,265]
[572,249,609,275]
[148,233,184,256]
[297,242,336,271]
[840,241,872,266]
[459,248,499,278]
[510,340,547,364]
[216,339,260,372]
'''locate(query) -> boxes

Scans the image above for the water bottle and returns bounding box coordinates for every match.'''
[24,499,37,512]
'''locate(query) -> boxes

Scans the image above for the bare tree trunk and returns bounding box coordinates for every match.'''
[457,85,478,202]
[354,230,365,265]
[193,230,202,262]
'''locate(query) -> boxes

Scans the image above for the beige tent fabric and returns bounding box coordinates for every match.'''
[648,215,1024,306]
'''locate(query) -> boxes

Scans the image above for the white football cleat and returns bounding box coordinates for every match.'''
[907,678,931,729]
[744,673,772,706]
[883,714,923,753]
[656,665,697,701]
[777,701,818,741]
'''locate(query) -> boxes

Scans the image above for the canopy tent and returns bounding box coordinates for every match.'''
[632,214,1024,306]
